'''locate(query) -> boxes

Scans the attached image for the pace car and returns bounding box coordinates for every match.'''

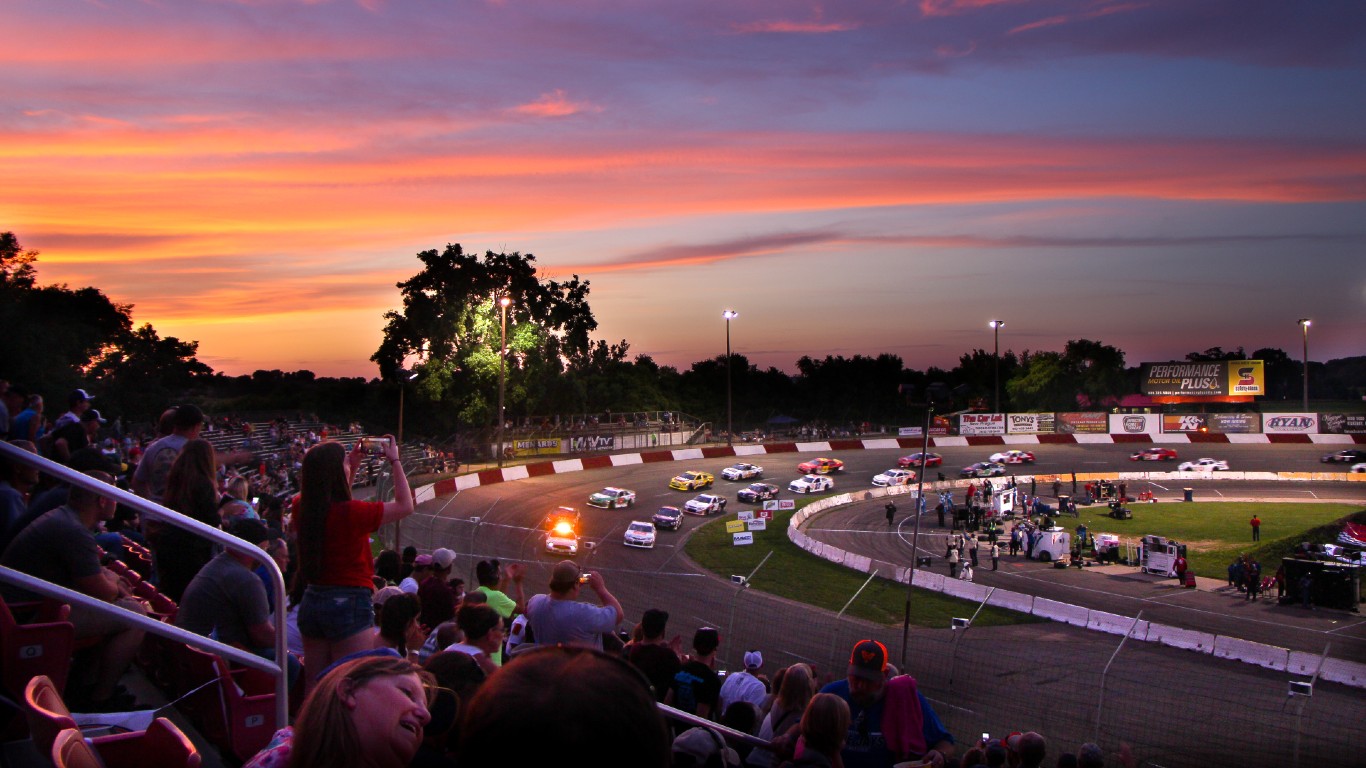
[789,474,834,494]
[669,471,715,491]
[960,461,1007,478]
[1178,458,1229,472]
[1130,447,1178,461]
[652,506,684,530]
[623,521,657,549]
[737,482,780,503]
[543,507,582,556]
[898,452,942,469]
[1352,463,1366,473]
[587,486,637,509]
[989,450,1035,464]
[684,493,728,515]
[797,457,844,474]
[720,463,764,481]
[871,468,916,487]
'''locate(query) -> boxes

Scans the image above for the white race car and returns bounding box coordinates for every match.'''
[871,468,916,487]
[720,462,764,481]
[789,474,834,494]
[587,487,636,509]
[623,521,657,549]
[1178,458,1229,472]
[684,494,728,516]
[989,450,1035,464]
[1351,463,1366,473]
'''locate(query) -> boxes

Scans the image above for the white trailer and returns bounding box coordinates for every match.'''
[1139,534,1186,577]
[1029,526,1072,562]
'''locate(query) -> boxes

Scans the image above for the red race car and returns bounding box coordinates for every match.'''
[797,457,845,474]
[898,452,943,468]
[1130,447,1178,461]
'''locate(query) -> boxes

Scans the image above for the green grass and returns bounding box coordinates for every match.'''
[683,502,1038,629]
[1064,501,1364,577]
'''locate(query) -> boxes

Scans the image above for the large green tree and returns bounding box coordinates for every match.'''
[371,244,602,429]
[1006,339,1127,411]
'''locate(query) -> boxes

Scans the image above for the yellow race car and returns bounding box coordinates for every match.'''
[669,470,715,491]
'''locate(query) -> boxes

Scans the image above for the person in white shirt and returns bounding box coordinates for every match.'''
[718,649,768,716]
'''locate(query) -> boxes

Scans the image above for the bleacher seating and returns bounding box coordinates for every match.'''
[168,643,276,763]
[1,599,75,702]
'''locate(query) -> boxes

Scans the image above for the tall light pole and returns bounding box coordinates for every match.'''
[496,296,511,468]
[394,370,418,551]
[989,320,1005,413]
[723,310,738,448]
[1298,318,1311,412]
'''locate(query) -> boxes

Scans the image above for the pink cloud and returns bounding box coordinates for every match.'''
[509,90,601,118]
[732,20,859,34]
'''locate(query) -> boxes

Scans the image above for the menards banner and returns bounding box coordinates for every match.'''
[1139,360,1265,397]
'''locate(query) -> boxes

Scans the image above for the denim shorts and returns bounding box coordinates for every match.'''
[297,586,374,641]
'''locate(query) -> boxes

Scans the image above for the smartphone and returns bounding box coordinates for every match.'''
[578,573,592,584]
[982,732,990,743]
[361,437,389,454]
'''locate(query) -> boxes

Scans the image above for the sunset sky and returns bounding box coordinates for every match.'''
[4,0,1364,378]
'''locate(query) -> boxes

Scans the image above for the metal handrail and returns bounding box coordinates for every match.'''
[0,441,289,730]
[658,701,773,750]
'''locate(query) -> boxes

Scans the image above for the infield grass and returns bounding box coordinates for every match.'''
[1066,500,1363,577]
[683,502,1038,628]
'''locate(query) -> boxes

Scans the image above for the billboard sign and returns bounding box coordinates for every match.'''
[1008,413,1056,434]
[1319,414,1366,435]
[1056,412,1107,434]
[1139,361,1265,397]
[1162,414,1207,433]
[1207,413,1261,433]
[1264,414,1318,434]
[959,413,1005,436]
[1110,414,1158,435]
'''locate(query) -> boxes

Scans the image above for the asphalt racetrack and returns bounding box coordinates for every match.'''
[401,440,1366,766]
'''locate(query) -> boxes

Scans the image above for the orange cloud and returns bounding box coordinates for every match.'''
[509,90,601,118]
[732,20,859,33]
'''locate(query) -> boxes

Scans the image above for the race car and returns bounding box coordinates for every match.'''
[960,461,1007,478]
[989,449,1035,464]
[871,468,916,487]
[797,457,844,474]
[1321,449,1366,463]
[898,452,942,469]
[1130,447,1178,461]
[720,462,764,481]
[1178,457,1229,472]
[543,507,582,556]
[669,471,715,491]
[1354,463,1366,474]
[652,506,684,530]
[683,493,728,515]
[789,474,834,494]
[737,482,780,503]
[587,486,636,509]
[623,521,657,549]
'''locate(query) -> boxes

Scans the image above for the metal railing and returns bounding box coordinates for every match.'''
[0,441,289,730]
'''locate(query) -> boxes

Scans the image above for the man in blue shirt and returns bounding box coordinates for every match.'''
[820,639,954,767]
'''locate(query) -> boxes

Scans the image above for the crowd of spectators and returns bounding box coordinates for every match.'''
[2,378,1142,767]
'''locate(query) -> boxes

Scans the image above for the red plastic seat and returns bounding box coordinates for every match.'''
[50,717,201,768]
[171,643,277,762]
[1,599,75,699]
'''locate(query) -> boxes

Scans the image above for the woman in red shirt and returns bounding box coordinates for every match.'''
[295,437,414,687]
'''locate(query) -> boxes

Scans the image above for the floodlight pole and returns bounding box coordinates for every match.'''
[497,296,511,468]
[900,401,934,668]
[1298,318,1311,412]
[989,320,1004,414]
[724,310,738,448]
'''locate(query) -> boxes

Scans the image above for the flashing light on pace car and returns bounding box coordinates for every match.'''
[543,509,582,556]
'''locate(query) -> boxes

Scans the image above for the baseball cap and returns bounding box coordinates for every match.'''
[672,727,740,768]
[550,560,581,590]
[373,585,406,606]
[432,548,457,570]
[413,554,434,567]
[81,408,107,424]
[69,388,94,405]
[848,639,888,682]
[226,518,271,545]
[743,650,763,670]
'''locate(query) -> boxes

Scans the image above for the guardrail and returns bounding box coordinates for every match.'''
[0,441,289,730]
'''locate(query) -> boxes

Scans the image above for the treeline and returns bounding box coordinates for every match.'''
[4,233,1361,441]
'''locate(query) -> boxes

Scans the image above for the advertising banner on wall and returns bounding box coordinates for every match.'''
[1139,360,1265,397]
[1109,414,1158,435]
[1056,412,1107,433]
[1162,414,1207,433]
[1319,414,1366,434]
[568,434,616,452]
[959,413,1006,436]
[1008,413,1056,434]
[512,438,562,457]
[1206,413,1261,433]
[1263,414,1319,434]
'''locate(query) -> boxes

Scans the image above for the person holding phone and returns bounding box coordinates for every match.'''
[524,559,623,651]
[294,435,414,688]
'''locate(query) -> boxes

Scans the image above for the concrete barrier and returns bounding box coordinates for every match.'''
[501,465,530,481]
[1312,434,1354,445]
[1074,434,1113,444]
[550,459,585,474]
[986,589,1034,614]
[1286,650,1330,677]
[609,453,644,466]
[1319,657,1366,688]
[671,448,705,461]
[734,445,767,456]
[1002,436,1042,446]
[1032,598,1090,628]
[1213,635,1288,671]
[1147,623,1216,654]
[794,441,833,452]
[1227,434,1271,444]
[1087,610,1149,640]
[862,439,901,450]
[843,552,873,573]
[913,570,946,592]
[454,474,482,492]
[941,578,990,602]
